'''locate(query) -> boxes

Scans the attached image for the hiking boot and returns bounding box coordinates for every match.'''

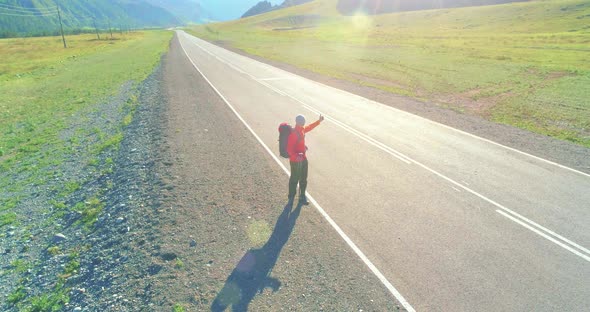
[299,196,309,205]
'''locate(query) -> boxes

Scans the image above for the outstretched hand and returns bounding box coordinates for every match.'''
[319,114,324,122]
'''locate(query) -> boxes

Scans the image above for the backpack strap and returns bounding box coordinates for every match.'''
[295,129,302,143]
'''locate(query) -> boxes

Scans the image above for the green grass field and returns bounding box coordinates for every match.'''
[0,31,171,222]
[0,31,171,310]
[0,31,172,223]
[187,0,590,147]
[0,32,170,163]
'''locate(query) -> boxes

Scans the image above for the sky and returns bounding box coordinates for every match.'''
[199,0,283,21]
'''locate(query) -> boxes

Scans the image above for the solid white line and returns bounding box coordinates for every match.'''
[191,43,413,166]
[187,31,590,261]
[258,77,291,81]
[298,104,590,261]
[188,37,294,99]
[216,55,250,76]
[257,80,287,97]
[187,35,410,166]
[188,32,590,178]
[305,194,417,311]
[383,102,590,179]
[301,105,413,164]
[496,210,590,263]
[177,32,416,312]
[189,39,251,77]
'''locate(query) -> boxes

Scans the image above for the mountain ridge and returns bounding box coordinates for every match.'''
[242,0,314,18]
[0,0,209,37]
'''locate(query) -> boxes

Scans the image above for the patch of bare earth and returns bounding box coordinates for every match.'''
[436,70,575,118]
[347,72,409,91]
[259,14,323,30]
[434,87,514,118]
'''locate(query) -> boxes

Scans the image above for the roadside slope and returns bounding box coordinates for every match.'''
[147,33,403,310]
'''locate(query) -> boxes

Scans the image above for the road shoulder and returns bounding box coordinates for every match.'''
[148,33,403,311]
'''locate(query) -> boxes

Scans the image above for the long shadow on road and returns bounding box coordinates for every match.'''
[211,201,303,311]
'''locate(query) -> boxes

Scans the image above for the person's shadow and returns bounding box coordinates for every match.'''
[211,201,303,311]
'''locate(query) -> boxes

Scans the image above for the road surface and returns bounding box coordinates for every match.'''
[176,30,590,311]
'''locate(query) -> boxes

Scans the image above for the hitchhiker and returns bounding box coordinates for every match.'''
[287,114,324,205]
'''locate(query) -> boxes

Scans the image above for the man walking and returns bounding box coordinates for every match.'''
[287,114,324,205]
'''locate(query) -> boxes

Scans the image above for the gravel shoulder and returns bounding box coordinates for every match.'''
[1,33,405,311]
[1,61,167,311]
[204,39,590,174]
[146,33,403,311]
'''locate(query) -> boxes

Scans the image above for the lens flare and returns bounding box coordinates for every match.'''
[352,12,372,31]
[349,11,374,47]
[246,219,271,247]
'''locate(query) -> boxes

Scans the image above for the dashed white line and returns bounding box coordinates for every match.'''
[185,31,590,263]
[496,210,590,263]
[189,32,590,179]
[300,105,590,262]
[302,105,413,164]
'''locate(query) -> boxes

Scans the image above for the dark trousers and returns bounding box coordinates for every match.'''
[289,159,308,199]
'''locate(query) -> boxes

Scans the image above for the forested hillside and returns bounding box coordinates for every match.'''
[0,0,187,37]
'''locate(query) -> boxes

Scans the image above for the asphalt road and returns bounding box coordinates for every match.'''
[176,30,590,311]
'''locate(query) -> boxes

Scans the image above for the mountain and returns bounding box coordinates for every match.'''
[336,0,530,15]
[0,0,187,37]
[242,1,274,18]
[241,0,314,18]
[143,0,202,24]
[197,0,284,22]
[0,0,284,37]
[142,0,218,24]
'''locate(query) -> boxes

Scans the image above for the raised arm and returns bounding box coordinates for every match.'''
[304,115,324,133]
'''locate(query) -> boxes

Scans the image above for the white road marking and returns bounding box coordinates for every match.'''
[257,80,287,97]
[185,35,407,170]
[188,37,296,99]
[302,105,413,164]
[178,33,416,312]
[452,187,461,192]
[304,105,590,262]
[185,32,590,263]
[258,77,292,81]
[189,33,590,179]
[496,210,590,263]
